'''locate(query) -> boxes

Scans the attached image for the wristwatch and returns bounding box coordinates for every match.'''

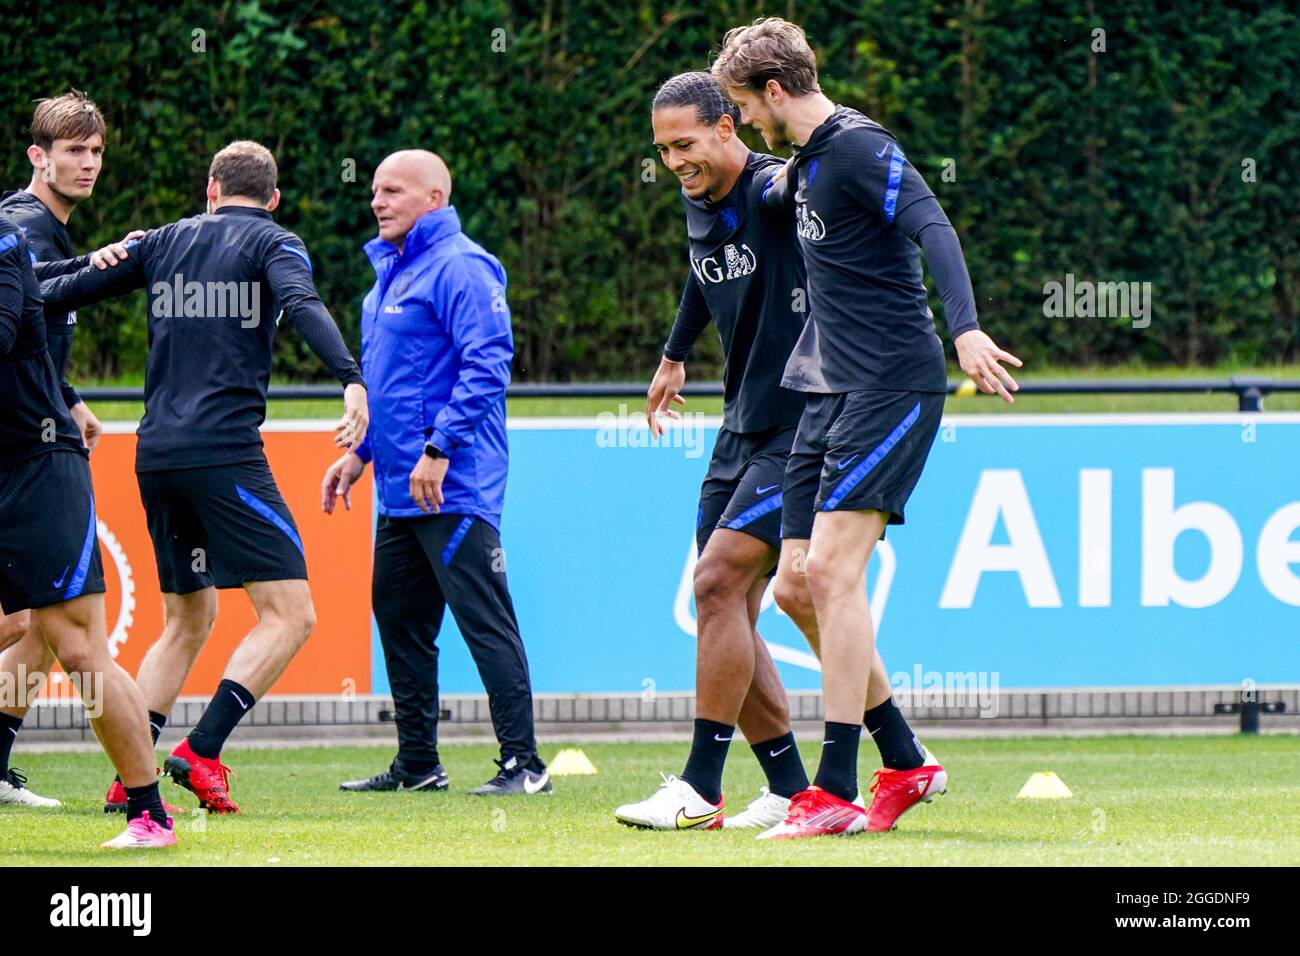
[423,442,448,461]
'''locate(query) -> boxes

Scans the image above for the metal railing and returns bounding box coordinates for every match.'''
[79,377,1300,412]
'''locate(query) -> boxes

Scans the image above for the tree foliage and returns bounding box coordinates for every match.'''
[1,0,1295,382]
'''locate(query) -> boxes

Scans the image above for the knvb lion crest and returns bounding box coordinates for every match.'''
[723,243,756,279]
[796,204,826,242]
[690,243,758,285]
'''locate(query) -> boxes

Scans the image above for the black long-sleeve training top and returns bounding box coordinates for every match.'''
[40,205,364,472]
[0,214,84,468]
[663,151,808,433]
[779,106,980,395]
[0,189,92,410]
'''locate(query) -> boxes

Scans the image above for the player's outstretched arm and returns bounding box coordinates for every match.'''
[86,230,147,270]
[263,241,369,449]
[892,187,1022,403]
[650,274,711,436]
[38,244,146,312]
[31,230,146,282]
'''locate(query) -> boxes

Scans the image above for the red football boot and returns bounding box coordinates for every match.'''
[104,773,184,815]
[163,739,239,814]
[864,763,948,832]
[756,786,867,840]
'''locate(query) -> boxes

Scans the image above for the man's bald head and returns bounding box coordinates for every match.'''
[379,149,452,200]
[371,150,454,249]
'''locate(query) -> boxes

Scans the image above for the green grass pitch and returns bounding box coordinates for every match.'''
[2,735,1298,866]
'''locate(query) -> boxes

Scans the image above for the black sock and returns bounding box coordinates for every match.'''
[124,781,169,827]
[864,698,925,770]
[812,721,862,802]
[751,732,809,798]
[110,712,169,788]
[679,718,733,806]
[148,710,168,747]
[0,712,23,776]
[187,679,255,759]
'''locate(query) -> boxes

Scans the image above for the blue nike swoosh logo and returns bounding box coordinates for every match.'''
[52,566,69,589]
[756,484,779,495]
[876,144,889,159]
[836,455,860,471]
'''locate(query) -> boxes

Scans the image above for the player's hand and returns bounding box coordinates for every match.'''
[69,401,102,453]
[321,451,366,514]
[645,356,687,438]
[335,383,369,450]
[409,454,448,515]
[762,158,795,211]
[89,230,146,270]
[955,329,1022,404]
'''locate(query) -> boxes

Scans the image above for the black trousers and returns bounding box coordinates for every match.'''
[371,512,537,764]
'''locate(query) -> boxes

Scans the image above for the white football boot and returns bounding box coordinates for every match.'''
[0,769,62,808]
[724,787,792,829]
[614,774,724,830]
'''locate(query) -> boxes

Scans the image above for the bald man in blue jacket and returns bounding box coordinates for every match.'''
[323,151,548,797]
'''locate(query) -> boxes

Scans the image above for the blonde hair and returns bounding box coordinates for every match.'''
[712,17,819,96]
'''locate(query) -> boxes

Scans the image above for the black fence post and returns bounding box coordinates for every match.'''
[1214,690,1287,733]
[1230,376,1270,412]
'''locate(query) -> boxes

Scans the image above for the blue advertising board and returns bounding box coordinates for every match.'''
[372,412,1300,694]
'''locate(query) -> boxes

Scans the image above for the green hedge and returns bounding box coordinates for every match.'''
[2,1,1296,384]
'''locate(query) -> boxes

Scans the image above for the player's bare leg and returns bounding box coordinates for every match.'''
[36,597,154,783]
[761,511,945,840]
[35,595,175,847]
[224,579,315,695]
[805,511,886,725]
[135,588,218,715]
[104,588,217,813]
[716,574,816,828]
[164,579,314,813]
[0,606,30,652]
[692,529,772,727]
[737,575,789,743]
[102,589,213,813]
[692,529,809,802]
[0,623,57,714]
[0,621,62,807]
[775,536,930,741]
[758,512,883,839]
[617,529,810,829]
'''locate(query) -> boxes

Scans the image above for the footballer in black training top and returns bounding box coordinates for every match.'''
[715,16,1022,840]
